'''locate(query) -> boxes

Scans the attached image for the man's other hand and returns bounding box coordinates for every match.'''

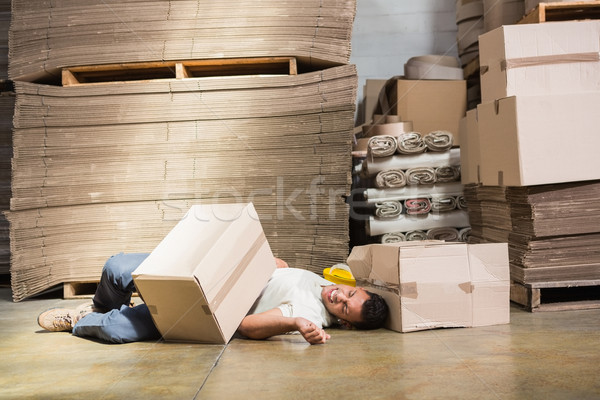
[295,317,330,344]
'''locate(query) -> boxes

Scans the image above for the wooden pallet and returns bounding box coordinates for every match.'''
[520,1,600,24]
[511,280,600,312]
[62,56,298,86]
[63,281,139,299]
[63,281,99,299]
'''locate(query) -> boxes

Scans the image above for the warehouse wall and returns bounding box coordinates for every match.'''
[350,0,459,124]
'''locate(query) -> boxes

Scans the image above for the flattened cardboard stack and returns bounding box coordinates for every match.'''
[460,20,600,289]
[351,72,470,245]
[0,0,11,275]
[0,94,11,275]
[8,0,356,83]
[7,1,358,301]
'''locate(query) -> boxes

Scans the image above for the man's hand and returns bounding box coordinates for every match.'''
[295,317,330,344]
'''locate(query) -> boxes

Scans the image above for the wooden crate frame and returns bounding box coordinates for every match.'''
[520,1,600,24]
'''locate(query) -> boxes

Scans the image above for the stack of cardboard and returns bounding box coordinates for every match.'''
[7,1,358,301]
[351,74,470,245]
[0,0,11,275]
[0,94,11,275]
[8,0,357,83]
[460,20,600,286]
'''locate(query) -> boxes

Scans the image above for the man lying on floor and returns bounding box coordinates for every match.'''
[37,253,389,344]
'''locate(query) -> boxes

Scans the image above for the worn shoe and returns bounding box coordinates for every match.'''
[37,308,75,332]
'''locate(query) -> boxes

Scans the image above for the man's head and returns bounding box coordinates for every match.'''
[321,284,389,330]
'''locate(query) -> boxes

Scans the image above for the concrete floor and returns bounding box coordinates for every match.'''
[1,286,599,400]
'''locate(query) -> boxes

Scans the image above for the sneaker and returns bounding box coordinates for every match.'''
[73,301,97,324]
[37,308,75,332]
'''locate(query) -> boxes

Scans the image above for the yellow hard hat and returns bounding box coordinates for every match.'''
[323,264,356,287]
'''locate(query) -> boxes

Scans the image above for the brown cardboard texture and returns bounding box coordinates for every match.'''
[132,203,276,343]
[479,20,600,103]
[458,108,480,185]
[477,92,600,187]
[388,78,466,142]
[346,241,509,333]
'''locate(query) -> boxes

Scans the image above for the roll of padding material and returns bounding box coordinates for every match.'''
[406,167,436,185]
[367,135,398,157]
[406,230,429,241]
[434,166,461,182]
[427,227,460,241]
[397,132,427,154]
[374,200,403,219]
[431,196,459,212]
[424,130,454,151]
[404,55,464,80]
[405,198,432,215]
[381,232,406,243]
[375,169,407,188]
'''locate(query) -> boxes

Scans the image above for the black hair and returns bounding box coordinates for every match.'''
[352,291,389,330]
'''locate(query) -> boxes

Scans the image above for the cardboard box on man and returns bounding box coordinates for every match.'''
[386,78,466,144]
[132,203,276,344]
[479,20,600,103]
[346,241,509,333]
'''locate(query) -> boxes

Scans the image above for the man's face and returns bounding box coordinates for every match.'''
[321,284,370,326]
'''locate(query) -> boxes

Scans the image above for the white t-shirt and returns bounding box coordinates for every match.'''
[248,268,334,328]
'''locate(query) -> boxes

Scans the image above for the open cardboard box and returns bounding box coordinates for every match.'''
[347,241,509,333]
[132,203,276,344]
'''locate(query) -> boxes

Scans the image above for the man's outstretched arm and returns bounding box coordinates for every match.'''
[238,308,330,344]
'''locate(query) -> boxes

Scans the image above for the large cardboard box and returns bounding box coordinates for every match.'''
[477,92,600,186]
[387,78,467,142]
[346,241,509,333]
[132,203,276,344]
[479,20,600,103]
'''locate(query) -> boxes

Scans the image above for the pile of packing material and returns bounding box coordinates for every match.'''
[351,71,470,245]
[456,0,484,67]
[8,0,357,83]
[7,0,358,301]
[460,20,600,287]
[482,0,524,32]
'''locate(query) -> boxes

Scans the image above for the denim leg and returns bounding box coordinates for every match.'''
[72,304,161,344]
[93,252,150,311]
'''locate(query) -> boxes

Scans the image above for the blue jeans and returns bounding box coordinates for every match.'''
[72,253,162,344]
